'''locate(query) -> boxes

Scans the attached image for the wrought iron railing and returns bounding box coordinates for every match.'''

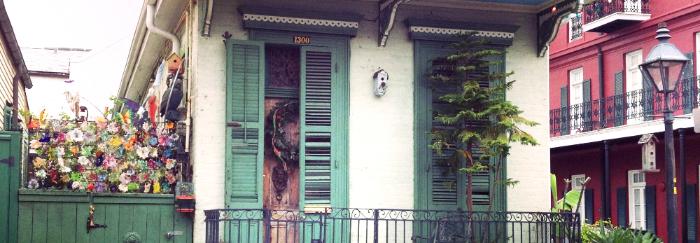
[204,208,581,243]
[583,0,650,24]
[550,77,698,137]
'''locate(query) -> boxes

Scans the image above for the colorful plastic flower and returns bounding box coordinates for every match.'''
[77,156,90,166]
[96,117,108,130]
[35,169,47,178]
[30,139,42,149]
[67,129,84,142]
[70,172,82,182]
[27,178,39,189]
[108,136,123,148]
[119,173,131,185]
[33,157,47,169]
[136,146,150,159]
[59,165,72,173]
[107,122,119,134]
[165,159,176,169]
[118,184,128,192]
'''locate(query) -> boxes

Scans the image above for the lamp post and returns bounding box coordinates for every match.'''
[639,22,689,243]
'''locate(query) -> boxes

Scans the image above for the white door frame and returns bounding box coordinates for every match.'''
[625,50,644,125]
[628,170,646,229]
[571,174,587,223]
[569,68,584,134]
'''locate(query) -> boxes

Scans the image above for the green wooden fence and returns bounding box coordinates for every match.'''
[18,190,192,243]
[0,132,21,243]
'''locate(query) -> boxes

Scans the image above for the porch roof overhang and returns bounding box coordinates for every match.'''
[406,18,518,46]
[118,0,186,102]
[239,6,361,37]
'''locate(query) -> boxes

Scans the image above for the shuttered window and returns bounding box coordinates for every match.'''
[614,72,624,127]
[225,41,346,210]
[414,40,506,211]
[301,47,334,209]
[225,40,266,208]
[682,52,695,114]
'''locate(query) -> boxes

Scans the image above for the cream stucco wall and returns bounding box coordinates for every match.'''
[187,1,550,241]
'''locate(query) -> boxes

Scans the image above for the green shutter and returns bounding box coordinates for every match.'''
[642,73,654,121]
[616,187,627,227]
[645,185,656,233]
[686,184,697,241]
[582,79,592,131]
[683,53,695,114]
[614,72,624,127]
[225,40,265,209]
[300,46,335,209]
[584,188,594,224]
[561,86,570,135]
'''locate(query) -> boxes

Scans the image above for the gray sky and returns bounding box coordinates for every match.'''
[5,0,142,117]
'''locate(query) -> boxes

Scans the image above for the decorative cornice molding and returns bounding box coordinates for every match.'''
[242,14,359,29]
[409,26,515,39]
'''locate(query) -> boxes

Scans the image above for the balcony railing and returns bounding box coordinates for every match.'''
[583,0,650,25]
[550,77,698,137]
[205,208,581,243]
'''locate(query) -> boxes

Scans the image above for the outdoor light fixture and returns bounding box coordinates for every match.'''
[639,22,688,243]
[639,23,689,93]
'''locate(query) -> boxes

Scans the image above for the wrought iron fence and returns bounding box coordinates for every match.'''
[205,208,581,243]
[550,77,698,137]
[583,0,650,24]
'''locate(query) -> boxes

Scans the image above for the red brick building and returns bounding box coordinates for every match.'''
[549,0,700,241]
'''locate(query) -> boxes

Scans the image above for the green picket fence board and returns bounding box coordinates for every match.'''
[104,204,121,241]
[145,205,162,243]
[61,203,77,243]
[133,205,149,240]
[75,203,90,243]
[90,203,107,242]
[160,206,174,243]
[119,204,135,236]
[18,202,32,243]
[31,202,48,243]
[46,203,63,241]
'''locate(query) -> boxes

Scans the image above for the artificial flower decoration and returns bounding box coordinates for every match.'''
[33,157,47,169]
[35,169,47,178]
[30,139,42,149]
[27,178,39,189]
[68,128,84,143]
[24,101,183,194]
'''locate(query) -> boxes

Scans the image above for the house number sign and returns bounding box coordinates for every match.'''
[294,35,311,44]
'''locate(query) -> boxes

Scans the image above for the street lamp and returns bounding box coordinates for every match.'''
[639,22,688,243]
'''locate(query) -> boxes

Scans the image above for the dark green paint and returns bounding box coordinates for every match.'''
[413,40,506,212]
[16,191,192,243]
[0,132,21,243]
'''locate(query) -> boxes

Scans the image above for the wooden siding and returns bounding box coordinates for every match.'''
[18,190,192,243]
[0,28,28,130]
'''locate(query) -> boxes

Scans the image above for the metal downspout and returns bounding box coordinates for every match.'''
[602,140,610,219]
[146,3,180,54]
[597,46,604,126]
[202,0,214,36]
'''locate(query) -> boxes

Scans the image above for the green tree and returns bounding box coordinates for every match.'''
[430,33,539,213]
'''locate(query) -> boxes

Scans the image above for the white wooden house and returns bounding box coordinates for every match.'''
[118,0,579,241]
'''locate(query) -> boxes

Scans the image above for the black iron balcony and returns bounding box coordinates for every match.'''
[582,0,651,33]
[550,76,698,137]
[205,208,581,243]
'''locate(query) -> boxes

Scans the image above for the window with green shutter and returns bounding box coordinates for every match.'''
[225,35,349,210]
[300,46,335,210]
[614,72,624,127]
[414,40,506,211]
[225,40,266,209]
